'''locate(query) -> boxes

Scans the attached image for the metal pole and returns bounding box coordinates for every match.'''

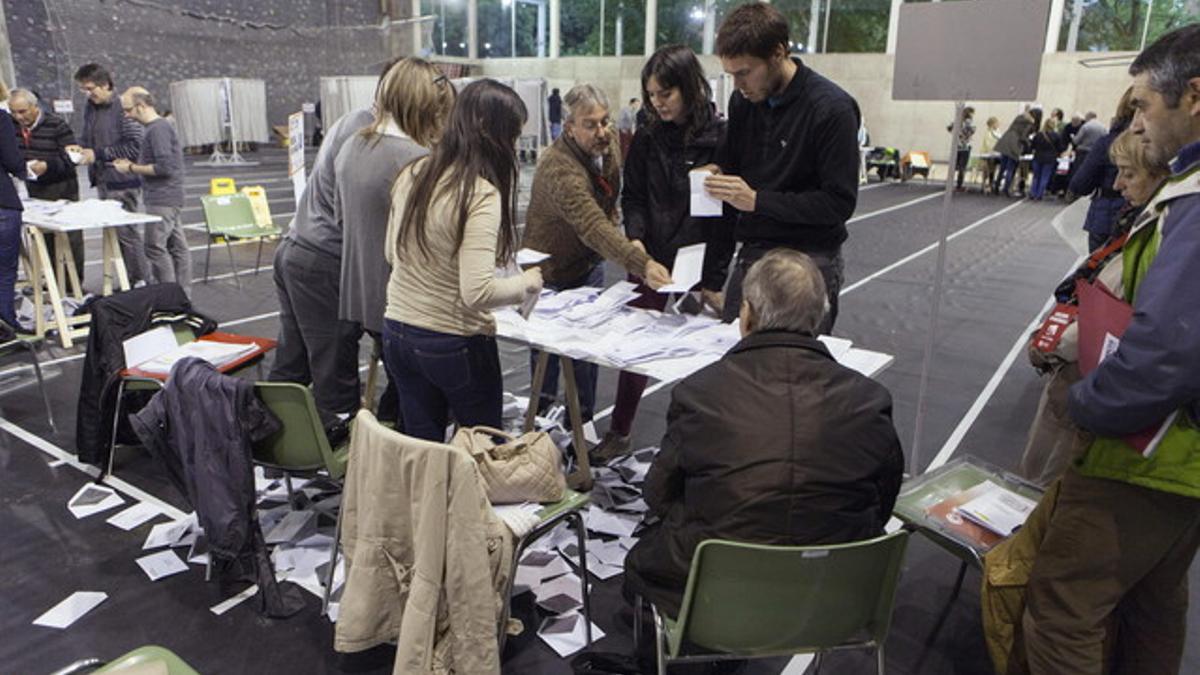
[1140,0,1155,52]
[510,0,516,57]
[440,0,446,54]
[910,101,964,476]
[600,0,606,56]
[822,0,831,52]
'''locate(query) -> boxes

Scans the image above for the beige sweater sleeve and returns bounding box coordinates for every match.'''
[547,161,651,276]
[459,187,527,311]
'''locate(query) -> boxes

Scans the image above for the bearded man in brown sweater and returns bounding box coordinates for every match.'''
[522,83,672,425]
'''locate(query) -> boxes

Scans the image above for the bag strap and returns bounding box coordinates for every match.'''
[467,425,519,443]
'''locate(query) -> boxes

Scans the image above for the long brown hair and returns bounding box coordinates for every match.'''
[397,79,527,265]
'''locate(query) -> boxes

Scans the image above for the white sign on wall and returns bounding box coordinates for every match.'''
[53,99,74,114]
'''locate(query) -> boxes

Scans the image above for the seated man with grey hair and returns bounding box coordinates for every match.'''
[623,248,904,617]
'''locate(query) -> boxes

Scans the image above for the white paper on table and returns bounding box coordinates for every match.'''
[517,248,551,265]
[538,611,605,658]
[595,281,640,307]
[105,502,162,531]
[136,550,190,581]
[689,169,722,217]
[67,483,125,519]
[656,243,706,294]
[32,591,108,629]
[142,515,196,550]
[122,325,178,369]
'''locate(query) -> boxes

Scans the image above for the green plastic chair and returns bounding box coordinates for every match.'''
[52,645,200,675]
[641,531,910,675]
[253,381,351,612]
[200,194,280,286]
[0,324,56,433]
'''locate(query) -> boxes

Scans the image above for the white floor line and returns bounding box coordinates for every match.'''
[222,311,281,328]
[840,200,1025,296]
[0,417,189,521]
[924,255,1081,471]
[846,190,943,224]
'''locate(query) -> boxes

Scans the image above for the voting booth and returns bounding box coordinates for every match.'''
[170,78,269,166]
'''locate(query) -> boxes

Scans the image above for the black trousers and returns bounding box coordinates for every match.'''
[269,238,362,416]
[721,242,844,335]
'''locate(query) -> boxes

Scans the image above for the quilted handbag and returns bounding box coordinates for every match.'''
[450,426,566,504]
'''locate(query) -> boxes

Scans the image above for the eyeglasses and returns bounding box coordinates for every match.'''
[432,74,449,87]
[577,118,611,133]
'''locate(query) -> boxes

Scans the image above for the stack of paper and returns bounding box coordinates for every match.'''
[136,341,259,375]
[955,481,1037,536]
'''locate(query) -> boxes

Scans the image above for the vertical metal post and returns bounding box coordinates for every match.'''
[910,101,964,476]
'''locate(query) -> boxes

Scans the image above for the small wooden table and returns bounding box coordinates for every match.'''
[22,201,163,348]
[122,332,277,380]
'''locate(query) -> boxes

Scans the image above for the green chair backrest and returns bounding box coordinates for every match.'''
[201,194,278,239]
[253,382,347,480]
[95,645,200,675]
[672,531,910,658]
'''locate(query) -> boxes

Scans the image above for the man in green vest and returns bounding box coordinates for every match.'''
[1022,25,1200,675]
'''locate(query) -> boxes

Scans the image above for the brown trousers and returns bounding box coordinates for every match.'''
[1023,467,1200,675]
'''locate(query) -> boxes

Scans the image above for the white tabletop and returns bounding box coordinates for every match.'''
[22,198,162,232]
[494,304,894,385]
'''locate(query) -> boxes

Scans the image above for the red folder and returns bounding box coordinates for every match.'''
[1075,279,1175,456]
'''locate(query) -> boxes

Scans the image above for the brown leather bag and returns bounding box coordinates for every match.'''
[449,426,566,504]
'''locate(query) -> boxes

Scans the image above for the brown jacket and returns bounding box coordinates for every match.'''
[334,410,513,674]
[523,134,650,286]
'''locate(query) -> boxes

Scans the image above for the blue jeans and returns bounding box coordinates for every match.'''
[1030,160,1055,199]
[382,319,504,442]
[0,208,21,327]
[531,264,603,421]
[1000,156,1020,195]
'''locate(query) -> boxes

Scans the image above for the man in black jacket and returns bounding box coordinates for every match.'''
[703,2,860,334]
[72,63,147,285]
[623,249,904,616]
[10,88,85,283]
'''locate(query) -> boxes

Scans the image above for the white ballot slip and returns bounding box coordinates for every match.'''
[67,149,84,165]
[689,170,722,217]
[136,550,190,581]
[517,248,551,265]
[657,243,705,294]
[26,161,39,182]
[33,591,108,629]
[67,483,125,519]
[142,516,196,550]
[538,611,605,658]
[106,502,162,531]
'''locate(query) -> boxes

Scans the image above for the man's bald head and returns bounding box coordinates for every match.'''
[120,86,159,124]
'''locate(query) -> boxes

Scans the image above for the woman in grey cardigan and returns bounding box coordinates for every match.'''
[337,58,455,396]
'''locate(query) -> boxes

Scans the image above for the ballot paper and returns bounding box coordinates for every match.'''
[517,248,551,265]
[264,510,317,545]
[955,481,1037,536]
[689,169,722,217]
[817,335,853,361]
[66,148,84,165]
[657,243,706,294]
[67,483,125,519]
[136,550,190,581]
[142,515,196,550]
[26,160,39,182]
[538,611,605,657]
[32,591,107,629]
[136,340,259,375]
[583,506,640,538]
[187,534,210,566]
[105,501,162,531]
[514,549,574,591]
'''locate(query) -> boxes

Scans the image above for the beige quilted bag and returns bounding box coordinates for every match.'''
[450,426,566,504]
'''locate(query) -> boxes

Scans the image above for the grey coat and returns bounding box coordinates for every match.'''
[336,130,429,334]
[995,113,1035,160]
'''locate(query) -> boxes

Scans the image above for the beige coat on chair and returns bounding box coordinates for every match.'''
[334,410,513,674]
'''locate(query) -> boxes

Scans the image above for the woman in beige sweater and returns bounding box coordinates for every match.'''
[382,80,542,441]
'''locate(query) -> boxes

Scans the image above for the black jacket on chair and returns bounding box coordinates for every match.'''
[130,357,304,618]
[74,283,215,467]
[623,330,905,616]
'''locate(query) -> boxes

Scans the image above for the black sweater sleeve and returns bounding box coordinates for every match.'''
[621,129,651,242]
[0,112,25,177]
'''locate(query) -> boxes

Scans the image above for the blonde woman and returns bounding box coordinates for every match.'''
[333,58,454,418]
[0,79,27,332]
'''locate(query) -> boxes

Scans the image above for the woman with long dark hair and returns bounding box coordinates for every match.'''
[592,44,734,461]
[381,80,543,441]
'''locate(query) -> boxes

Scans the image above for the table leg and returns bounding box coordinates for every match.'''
[59,232,84,299]
[53,234,67,298]
[560,356,593,491]
[523,350,551,433]
[29,226,73,348]
[102,226,130,294]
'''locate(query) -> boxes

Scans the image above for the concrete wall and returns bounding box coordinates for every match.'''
[4,0,386,134]
[480,51,1138,163]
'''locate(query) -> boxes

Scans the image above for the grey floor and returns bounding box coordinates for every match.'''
[1,147,1196,674]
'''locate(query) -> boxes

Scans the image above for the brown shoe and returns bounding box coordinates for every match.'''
[590,431,631,464]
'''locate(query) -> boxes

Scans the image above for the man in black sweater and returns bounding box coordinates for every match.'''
[704,2,860,334]
[10,88,85,283]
